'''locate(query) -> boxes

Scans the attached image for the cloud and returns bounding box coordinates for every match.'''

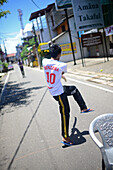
[1,19,46,54]
[1,22,33,54]
[1,29,23,54]
[24,23,32,32]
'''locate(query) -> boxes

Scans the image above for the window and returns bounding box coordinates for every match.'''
[62,25,65,32]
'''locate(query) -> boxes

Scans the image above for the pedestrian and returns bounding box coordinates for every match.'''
[18,59,25,78]
[42,44,93,146]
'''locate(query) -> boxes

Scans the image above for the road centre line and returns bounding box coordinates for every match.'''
[67,77,113,94]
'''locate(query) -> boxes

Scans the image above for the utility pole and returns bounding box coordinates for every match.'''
[45,11,53,45]
[36,18,39,30]
[32,22,39,66]
[36,18,41,43]
[32,22,38,48]
[39,13,44,42]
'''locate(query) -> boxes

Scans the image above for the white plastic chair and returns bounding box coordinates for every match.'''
[89,113,113,170]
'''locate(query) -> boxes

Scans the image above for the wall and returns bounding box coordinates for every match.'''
[46,8,57,40]
[54,32,78,62]
[39,7,82,61]
[41,28,51,42]
[68,17,81,60]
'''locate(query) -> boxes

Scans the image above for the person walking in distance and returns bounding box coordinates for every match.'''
[42,44,94,146]
[18,59,25,78]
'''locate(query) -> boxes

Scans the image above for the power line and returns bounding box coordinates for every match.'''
[31,0,41,10]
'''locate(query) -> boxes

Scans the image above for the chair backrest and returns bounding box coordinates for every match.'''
[90,113,113,149]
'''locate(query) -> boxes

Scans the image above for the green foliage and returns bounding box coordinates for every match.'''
[21,37,37,58]
[29,37,36,46]
[21,45,29,58]
[0,60,3,64]
[3,62,8,72]
[20,37,38,61]
[0,0,7,5]
[3,62,8,67]
[22,56,28,61]
[0,0,11,19]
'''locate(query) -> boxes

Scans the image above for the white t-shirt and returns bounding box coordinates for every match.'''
[42,58,67,96]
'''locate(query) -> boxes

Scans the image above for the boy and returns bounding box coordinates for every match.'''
[18,59,25,78]
[42,44,93,146]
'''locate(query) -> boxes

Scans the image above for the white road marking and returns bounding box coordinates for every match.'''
[67,77,113,94]
[26,66,113,94]
[0,72,10,102]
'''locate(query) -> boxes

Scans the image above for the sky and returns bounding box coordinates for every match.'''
[0,0,55,54]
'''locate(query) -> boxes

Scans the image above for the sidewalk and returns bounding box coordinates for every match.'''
[66,57,113,87]
[0,72,6,78]
[0,57,113,87]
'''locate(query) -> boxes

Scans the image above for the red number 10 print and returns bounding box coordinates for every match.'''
[46,72,56,84]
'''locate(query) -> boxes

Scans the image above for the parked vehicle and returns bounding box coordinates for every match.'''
[8,63,14,71]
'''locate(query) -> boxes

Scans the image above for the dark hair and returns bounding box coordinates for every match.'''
[49,44,61,58]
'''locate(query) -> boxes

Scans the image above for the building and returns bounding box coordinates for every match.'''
[22,31,34,46]
[29,3,81,62]
[29,1,113,62]
[7,53,16,62]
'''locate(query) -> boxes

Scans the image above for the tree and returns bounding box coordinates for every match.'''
[20,37,38,62]
[0,0,10,19]
[29,37,36,47]
[20,45,29,59]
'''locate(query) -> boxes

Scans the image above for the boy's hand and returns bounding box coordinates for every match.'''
[62,75,67,82]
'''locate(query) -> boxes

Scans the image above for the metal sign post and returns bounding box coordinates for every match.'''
[103,28,109,61]
[55,0,76,65]
[32,22,39,66]
[64,9,76,65]
[77,32,85,67]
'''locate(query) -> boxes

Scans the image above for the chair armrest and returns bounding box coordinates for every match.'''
[89,120,103,149]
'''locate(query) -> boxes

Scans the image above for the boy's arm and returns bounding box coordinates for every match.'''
[61,64,67,82]
[61,72,67,82]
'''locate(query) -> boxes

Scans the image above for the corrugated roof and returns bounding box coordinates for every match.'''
[7,53,16,58]
[29,3,55,21]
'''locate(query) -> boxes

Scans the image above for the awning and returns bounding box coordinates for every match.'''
[48,31,67,44]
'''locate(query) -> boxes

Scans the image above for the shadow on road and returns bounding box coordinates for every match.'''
[0,80,46,114]
[0,80,4,94]
[62,117,89,148]
[70,117,89,145]
[7,88,48,170]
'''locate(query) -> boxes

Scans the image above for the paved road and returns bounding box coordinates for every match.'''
[0,64,113,170]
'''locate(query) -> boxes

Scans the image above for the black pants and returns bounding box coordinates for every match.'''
[53,85,87,138]
[20,66,25,77]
